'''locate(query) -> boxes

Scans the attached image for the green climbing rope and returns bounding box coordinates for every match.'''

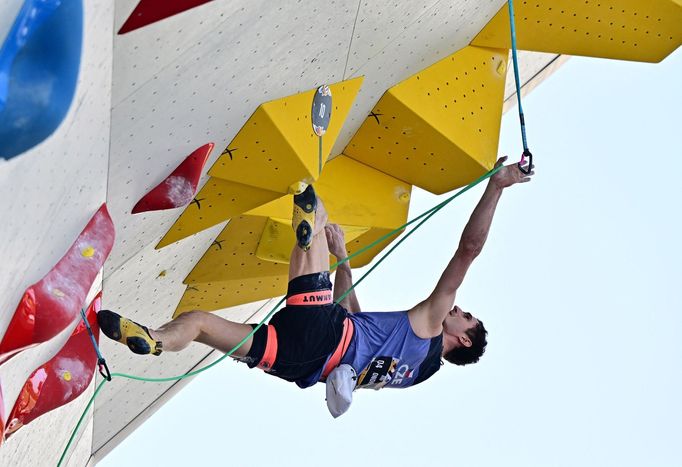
[56,164,502,466]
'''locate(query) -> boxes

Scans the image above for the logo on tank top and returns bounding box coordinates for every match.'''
[389,364,414,386]
[357,356,397,389]
[356,357,415,389]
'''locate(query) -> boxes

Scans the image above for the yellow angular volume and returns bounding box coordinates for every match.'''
[175,155,411,314]
[186,155,410,284]
[254,217,293,264]
[343,46,507,195]
[316,155,412,230]
[246,155,413,231]
[472,0,682,63]
[156,179,282,248]
[344,227,404,269]
[209,77,364,193]
[255,217,370,265]
[174,229,398,316]
[184,216,288,284]
[174,276,288,317]
[156,77,363,249]
[244,155,413,268]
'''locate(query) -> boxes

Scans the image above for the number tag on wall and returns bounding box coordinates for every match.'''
[311,84,332,136]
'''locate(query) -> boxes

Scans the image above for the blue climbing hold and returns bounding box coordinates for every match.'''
[0,0,83,160]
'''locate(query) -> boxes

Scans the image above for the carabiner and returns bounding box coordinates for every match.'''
[517,149,533,175]
[98,358,112,381]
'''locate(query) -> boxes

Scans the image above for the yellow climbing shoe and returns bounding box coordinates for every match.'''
[288,180,308,195]
[292,184,317,251]
[97,309,162,356]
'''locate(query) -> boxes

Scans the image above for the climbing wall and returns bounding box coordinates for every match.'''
[0,0,113,463]
[156,78,364,248]
[501,51,569,112]
[472,0,682,62]
[344,46,509,194]
[90,1,571,456]
[96,1,369,460]
[175,155,411,315]
[7,0,675,464]
[329,0,509,157]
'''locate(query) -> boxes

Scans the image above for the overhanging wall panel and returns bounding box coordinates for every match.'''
[473,0,682,63]
[0,1,113,465]
[106,0,359,273]
[332,0,506,157]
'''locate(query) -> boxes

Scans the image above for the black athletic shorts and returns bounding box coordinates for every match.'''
[244,272,348,387]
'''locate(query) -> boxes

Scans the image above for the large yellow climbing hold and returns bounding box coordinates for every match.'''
[208,77,363,192]
[81,246,95,258]
[184,216,288,285]
[209,77,363,192]
[255,218,370,265]
[245,155,413,267]
[156,77,364,249]
[175,276,289,317]
[174,155,411,316]
[156,179,282,248]
[472,0,682,63]
[344,46,507,195]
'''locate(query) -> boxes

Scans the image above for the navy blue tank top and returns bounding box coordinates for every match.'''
[341,311,443,389]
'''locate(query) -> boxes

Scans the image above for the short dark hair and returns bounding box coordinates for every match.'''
[443,319,487,366]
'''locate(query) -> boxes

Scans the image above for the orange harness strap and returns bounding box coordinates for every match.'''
[321,318,354,380]
[286,290,333,306]
[256,325,278,371]
[255,318,354,378]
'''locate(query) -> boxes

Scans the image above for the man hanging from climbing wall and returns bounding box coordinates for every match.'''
[98,156,534,417]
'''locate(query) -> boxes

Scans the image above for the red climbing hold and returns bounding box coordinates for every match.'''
[132,142,214,214]
[0,381,5,445]
[4,293,102,438]
[118,0,214,34]
[0,205,114,364]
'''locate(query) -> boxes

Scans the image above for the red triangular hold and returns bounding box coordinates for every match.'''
[0,381,5,445]
[118,0,214,34]
[132,142,214,214]
[5,293,102,438]
[0,205,115,363]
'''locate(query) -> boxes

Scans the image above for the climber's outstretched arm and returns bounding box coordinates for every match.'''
[411,157,534,335]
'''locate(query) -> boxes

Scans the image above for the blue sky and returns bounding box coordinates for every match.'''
[101,48,682,467]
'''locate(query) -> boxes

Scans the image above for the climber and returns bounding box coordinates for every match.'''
[98,156,533,415]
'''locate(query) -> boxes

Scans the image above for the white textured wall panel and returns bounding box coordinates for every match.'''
[94,222,277,454]
[0,1,113,465]
[0,377,96,466]
[106,0,358,273]
[331,0,506,156]
[0,0,113,332]
[0,0,23,47]
[503,51,568,111]
[344,0,459,77]
[113,0,238,106]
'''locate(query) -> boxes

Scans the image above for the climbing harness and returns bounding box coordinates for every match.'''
[507,0,534,174]
[59,3,534,462]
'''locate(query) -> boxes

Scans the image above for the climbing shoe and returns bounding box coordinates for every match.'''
[288,180,308,195]
[97,309,162,356]
[292,184,317,251]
